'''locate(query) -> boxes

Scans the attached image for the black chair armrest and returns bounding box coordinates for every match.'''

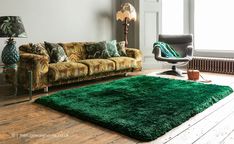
[153,46,192,63]
[152,46,161,58]
[186,45,193,57]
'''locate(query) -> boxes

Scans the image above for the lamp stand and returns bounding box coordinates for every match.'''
[1,37,19,65]
[123,18,130,47]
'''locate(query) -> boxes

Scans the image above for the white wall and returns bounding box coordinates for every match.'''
[0,0,115,61]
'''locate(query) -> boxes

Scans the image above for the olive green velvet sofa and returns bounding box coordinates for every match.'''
[18,42,142,92]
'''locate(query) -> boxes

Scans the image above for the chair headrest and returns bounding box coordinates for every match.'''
[158,34,193,44]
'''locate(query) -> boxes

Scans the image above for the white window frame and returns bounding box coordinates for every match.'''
[188,0,234,58]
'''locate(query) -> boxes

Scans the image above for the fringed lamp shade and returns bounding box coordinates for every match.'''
[116,3,137,22]
[0,16,27,65]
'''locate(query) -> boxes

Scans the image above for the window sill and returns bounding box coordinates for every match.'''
[194,50,234,58]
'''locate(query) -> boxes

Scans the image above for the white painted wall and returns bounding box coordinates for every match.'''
[0,0,115,62]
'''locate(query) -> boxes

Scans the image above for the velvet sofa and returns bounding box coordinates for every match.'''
[18,42,142,91]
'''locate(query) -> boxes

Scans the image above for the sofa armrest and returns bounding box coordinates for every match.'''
[125,48,143,71]
[125,48,142,61]
[18,53,49,90]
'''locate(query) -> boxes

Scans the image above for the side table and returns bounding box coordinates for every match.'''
[0,63,18,96]
[0,64,33,106]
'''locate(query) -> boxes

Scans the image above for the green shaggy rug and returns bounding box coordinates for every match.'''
[35,76,233,141]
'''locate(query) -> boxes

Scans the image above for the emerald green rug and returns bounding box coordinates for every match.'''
[35,76,233,141]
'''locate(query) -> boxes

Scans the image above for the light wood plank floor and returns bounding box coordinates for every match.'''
[0,69,234,144]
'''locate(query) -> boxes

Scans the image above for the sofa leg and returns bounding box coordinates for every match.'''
[44,87,48,93]
[132,67,142,72]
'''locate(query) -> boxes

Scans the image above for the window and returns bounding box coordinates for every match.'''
[162,0,184,34]
[194,0,234,51]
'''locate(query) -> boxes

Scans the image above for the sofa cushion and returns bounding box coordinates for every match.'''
[44,42,69,63]
[85,42,110,59]
[108,57,137,70]
[116,41,127,56]
[60,42,88,62]
[79,59,115,75]
[49,62,88,82]
[106,40,120,57]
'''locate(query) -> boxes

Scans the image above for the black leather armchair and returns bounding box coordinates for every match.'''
[152,34,193,76]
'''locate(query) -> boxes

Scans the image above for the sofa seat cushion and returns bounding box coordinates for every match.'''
[49,62,88,82]
[79,59,115,75]
[108,57,137,70]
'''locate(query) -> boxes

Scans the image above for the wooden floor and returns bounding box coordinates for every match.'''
[1,69,234,144]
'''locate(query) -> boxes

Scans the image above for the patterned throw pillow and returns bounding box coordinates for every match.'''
[44,41,69,63]
[116,41,127,56]
[106,40,120,57]
[85,41,110,59]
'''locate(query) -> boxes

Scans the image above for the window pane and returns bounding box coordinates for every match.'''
[162,0,184,34]
[195,0,234,51]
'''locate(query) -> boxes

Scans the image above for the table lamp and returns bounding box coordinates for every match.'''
[0,16,27,65]
[116,3,137,47]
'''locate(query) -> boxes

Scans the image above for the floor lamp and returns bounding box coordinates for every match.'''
[116,3,137,47]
